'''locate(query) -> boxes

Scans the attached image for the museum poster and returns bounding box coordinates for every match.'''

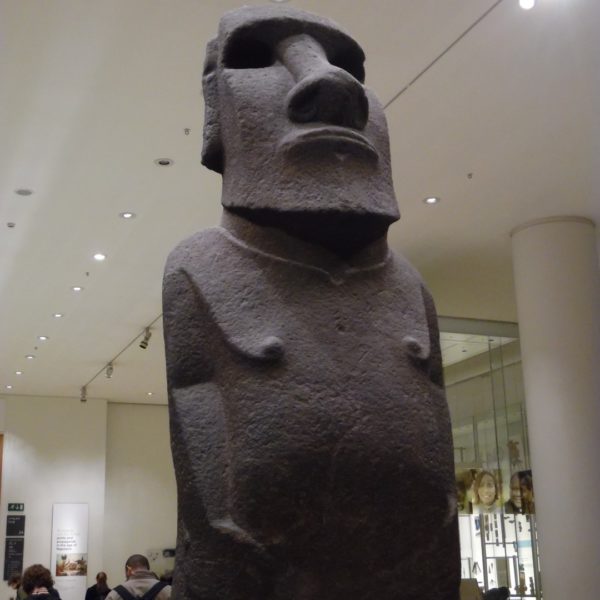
[51,504,88,600]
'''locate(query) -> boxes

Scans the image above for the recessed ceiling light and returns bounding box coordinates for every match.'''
[154,158,174,167]
[93,253,106,261]
[519,0,535,9]
[53,313,64,318]
[15,188,33,196]
[72,286,83,292]
[147,392,153,396]
[5,385,12,390]
[424,196,440,205]
[15,371,23,376]
[38,335,49,341]
[119,211,136,219]
[7,222,16,228]
[25,354,35,360]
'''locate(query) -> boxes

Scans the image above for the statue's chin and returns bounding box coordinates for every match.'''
[228,206,394,258]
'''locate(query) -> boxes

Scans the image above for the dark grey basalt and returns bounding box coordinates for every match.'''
[163,6,459,599]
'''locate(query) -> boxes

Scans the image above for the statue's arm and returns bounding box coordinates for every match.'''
[421,284,445,388]
[163,256,231,522]
[163,260,215,389]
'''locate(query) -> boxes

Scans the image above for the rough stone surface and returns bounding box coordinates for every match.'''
[163,6,460,599]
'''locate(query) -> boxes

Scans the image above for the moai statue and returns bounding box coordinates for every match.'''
[163,6,459,600]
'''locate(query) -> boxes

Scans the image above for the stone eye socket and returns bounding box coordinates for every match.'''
[224,37,275,69]
[328,48,365,83]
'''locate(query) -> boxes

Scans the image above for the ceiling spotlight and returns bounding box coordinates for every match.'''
[106,363,114,379]
[80,386,87,402]
[139,327,152,350]
[15,371,22,376]
[7,222,16,228]
[119,211,136,219]
[519,0,535,9]
[93,253,106,261]
[38,335,49,341]
[147,392,153,397]
[72,286,84,292]
[25,354,35,360]
[53,313,64,318]
[424,197,440,205]
[15,188,33,196]
[154,158,174,167]
[6,385,13,390]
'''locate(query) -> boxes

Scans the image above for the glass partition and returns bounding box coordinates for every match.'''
[440,320,541,599]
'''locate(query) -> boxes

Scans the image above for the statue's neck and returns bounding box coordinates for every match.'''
[221,209,390,269]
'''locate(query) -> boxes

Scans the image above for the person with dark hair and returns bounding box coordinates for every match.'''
[105,555,170,600]
[482,586,510,600]
[519,470,536,514]
[21,565,61,600]
[8,574,27,600]
[85,572,110,600]
[504,473,523,514]
[456,470,475,513]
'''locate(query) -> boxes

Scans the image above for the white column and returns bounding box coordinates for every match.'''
[511,216,600,599]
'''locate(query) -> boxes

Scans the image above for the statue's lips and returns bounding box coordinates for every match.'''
[279,126,378,160]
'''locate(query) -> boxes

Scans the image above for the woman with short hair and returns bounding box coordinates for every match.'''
[21,565,60,600]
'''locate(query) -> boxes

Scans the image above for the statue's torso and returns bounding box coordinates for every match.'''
[163,226,459,598]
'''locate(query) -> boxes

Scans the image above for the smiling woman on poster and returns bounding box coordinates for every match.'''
[473,470,500,513]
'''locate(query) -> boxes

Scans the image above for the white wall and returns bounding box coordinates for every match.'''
[0,396,108,600]
[102,404,176,587]
[0,398,178,599]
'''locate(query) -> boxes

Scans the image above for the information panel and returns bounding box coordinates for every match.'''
[6,516,25,537]
[3,538,24,581]
[51,504,88,600]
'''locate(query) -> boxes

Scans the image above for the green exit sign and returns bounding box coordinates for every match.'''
[8,503,24,512]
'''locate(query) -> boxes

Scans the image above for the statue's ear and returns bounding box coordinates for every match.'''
[201,38,224,174]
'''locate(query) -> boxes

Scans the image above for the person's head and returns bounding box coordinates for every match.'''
[125,555,150,579]
[509,473,522,508]
[455,470,474,511]
[7,574,21,590]
[202,5,399,255]
[474,470,498,507]
[21,565,53,594]
[95,571,109,593]
[519,471,534,510]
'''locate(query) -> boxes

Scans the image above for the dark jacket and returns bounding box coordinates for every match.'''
[85,584,110,600]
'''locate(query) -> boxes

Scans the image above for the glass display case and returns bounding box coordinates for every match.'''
[458,512,540,597]
[439,318,542,599]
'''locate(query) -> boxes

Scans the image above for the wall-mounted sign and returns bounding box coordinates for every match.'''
[51,504,89,600]
[7,504,24,512]
[6,516,25,537]
[3,538,24,581]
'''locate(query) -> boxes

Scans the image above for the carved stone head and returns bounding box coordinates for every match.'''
[201,6,400,254]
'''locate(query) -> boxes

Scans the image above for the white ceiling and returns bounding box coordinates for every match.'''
[1,0,598,404]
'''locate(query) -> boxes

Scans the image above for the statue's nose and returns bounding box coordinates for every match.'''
[278,34,368,129]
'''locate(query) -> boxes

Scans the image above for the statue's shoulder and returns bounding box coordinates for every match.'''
[164,227,233,276]
[387,249,427,290]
